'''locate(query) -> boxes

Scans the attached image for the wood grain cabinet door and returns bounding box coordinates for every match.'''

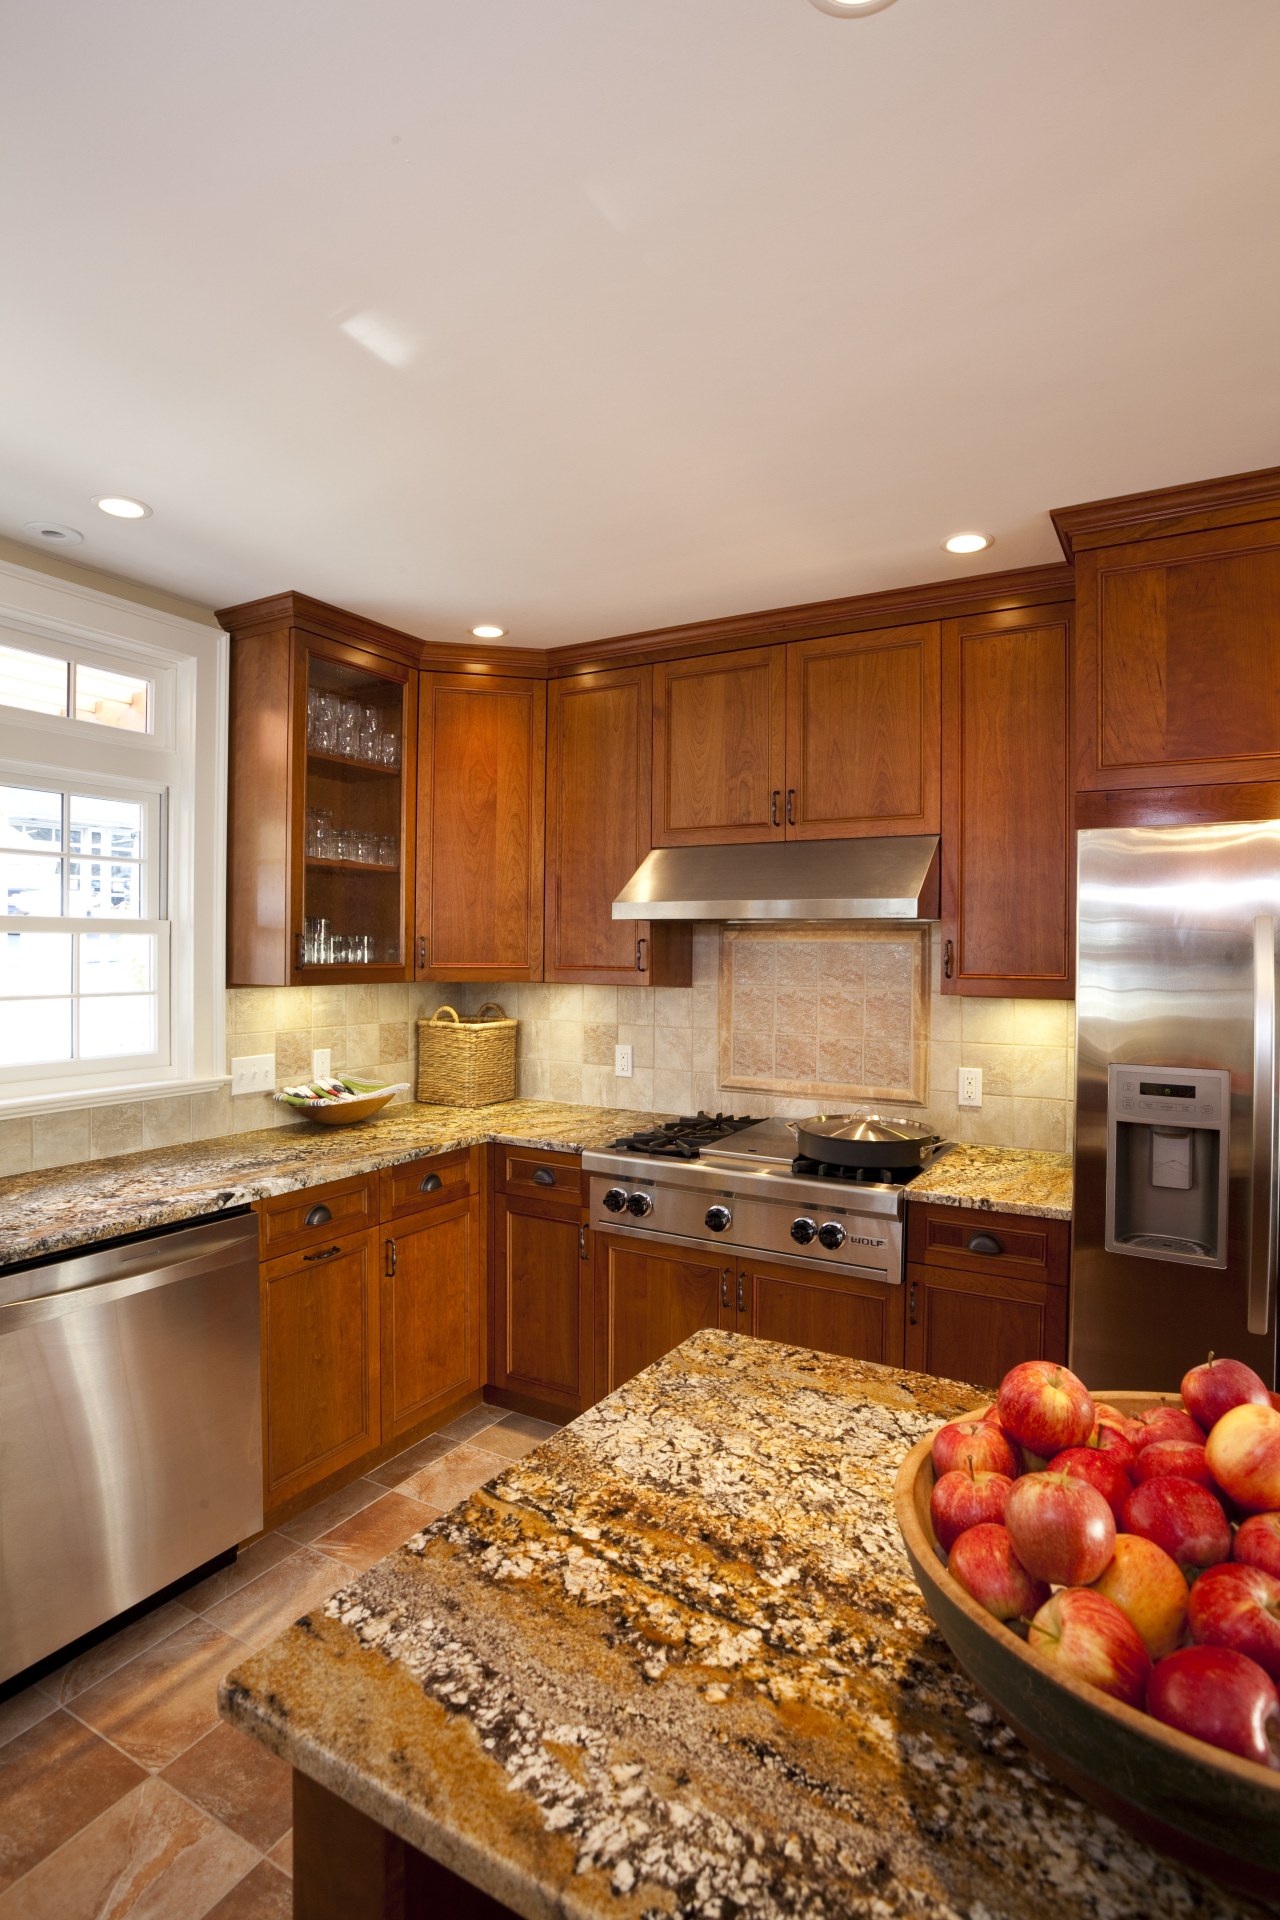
[416,673,545,980]
[940,604,1073,998]
[1074,520,1280,792]
[261,1228,380,1512]
[735,1259,906,1367]
[652,646,787,845]
[380,1197,480,1444]
[547,666,652,983]
[785,623,941,839]
[904,1263,1067,1394]
[594,1236,729,1399]
[492,1193,594,1414]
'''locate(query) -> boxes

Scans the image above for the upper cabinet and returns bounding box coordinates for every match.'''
[545,666,691,986]
[651,626,941,846]
[940,603,1073,999]
[416,673,545,982]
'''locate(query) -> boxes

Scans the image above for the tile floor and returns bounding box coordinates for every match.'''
[0,1403,559,1919]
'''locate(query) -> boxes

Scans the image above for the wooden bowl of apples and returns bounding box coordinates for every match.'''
[894,1361,1280,1902]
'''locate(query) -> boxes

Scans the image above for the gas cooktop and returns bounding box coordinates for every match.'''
[606,1113,759,1159]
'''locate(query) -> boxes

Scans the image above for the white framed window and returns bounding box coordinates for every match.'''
[0,560,226,1114]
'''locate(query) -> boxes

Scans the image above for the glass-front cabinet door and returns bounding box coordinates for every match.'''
[292,640,414,984]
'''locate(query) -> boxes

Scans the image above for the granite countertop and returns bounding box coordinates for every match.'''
[0,1100,652,1267]
[220,1330,1252,1920]
[907,1145,1073,1222]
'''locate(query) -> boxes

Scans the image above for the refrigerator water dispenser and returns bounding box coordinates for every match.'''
[1105,1065,1231,1268]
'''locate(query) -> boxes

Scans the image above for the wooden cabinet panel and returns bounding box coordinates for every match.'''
[261,1227,380,1510]
[786,624,940,839]
[904,1262,1067,1394]
[940,605,1072,997]
[594,1236,729,1400]
[496,1146,585,1206]
[737,1257,905,1367]
[259,1174,378,1263]
[417,673,545,980]
[380,1198,480,1444]
[909,1203,1069,1286]
[492,1194,593,1413]
[1076,519,1280,791]
[379,1147,474,1225]
[652,647,786,845]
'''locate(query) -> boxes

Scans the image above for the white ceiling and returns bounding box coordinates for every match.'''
[1,0,1277,647]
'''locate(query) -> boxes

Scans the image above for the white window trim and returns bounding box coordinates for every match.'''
[0,557,227,1117]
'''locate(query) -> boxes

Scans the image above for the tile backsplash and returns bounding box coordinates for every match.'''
[0,928,1075,1176]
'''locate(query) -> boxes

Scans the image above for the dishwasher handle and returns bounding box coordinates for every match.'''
[0,1235,256,1331]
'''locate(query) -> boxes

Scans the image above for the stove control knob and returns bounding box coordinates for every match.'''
[602,1187,629,1214]
[705,1205,732,1233]
[817,1221,846,1250]
[790,1217,817,1245]
[626,1191,654,1218]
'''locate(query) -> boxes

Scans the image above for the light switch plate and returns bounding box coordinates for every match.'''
[231,1052,276,1097]
[958,1066,983,1108]
[614,1043,633,1078]
[311,1048,332,1082]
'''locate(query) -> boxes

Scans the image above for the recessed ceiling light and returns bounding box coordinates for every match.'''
[807,0,899,16]
[471,624,506,640]
[944,532,993,555]
[23,521,83,546]
[94,496,152,520]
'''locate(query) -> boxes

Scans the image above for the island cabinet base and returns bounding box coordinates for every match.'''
[294,1773,514,1919]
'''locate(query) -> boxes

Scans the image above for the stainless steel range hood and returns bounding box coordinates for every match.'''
[612,836,941,922]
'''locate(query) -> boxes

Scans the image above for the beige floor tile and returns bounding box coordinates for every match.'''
[479,1418,558,1461]
[0,1776,256,1920]
[36,1600,193,1706]
[438,1403,504,1443]
[69,1617,247,1772]
[203,1860,293,1920]
[0,1712,144,1895]
[314,1492,440,1574]
[277,1476,384,1545]
[265,1831,291,1878]
[366,1431,457,1488]
[202,1549,345,1653]
[162,1722,292,1853]
[182,1535,297,1612]
[392,1443,507,1511]
[0,1688,54,1755]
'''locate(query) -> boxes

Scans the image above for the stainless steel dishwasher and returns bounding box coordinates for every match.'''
[0,1208,262,1684]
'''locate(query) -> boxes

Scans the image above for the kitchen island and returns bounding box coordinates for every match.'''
[220,1330,1250,1920]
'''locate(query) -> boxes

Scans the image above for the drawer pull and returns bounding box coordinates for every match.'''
[303,1244,341,1263]
[967,1231,1004,1257]
[579,1223,588,1261]
[303,1203,333,1228]
[737,1272,745,1313]
[419,1172,443,1193]
[909,1280,918,1325]
[720,1269,730,1309]
[531,1166,557,1188]
[385,1237,397,1278]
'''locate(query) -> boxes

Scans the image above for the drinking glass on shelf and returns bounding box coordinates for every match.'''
[378,730,399,768]
[313,692,338,753]
[336,701,360,758]
[320,817,341,858]
[306,689,322,746]
[338,828,359,861]
[358,707,381,762]
[377,834,396,866]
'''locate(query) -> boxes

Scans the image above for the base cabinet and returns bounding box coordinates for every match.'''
[492,1192,594,1414]
[594,1237,733,1400]
[380,1196,481,1446]
[905,1202,1070,1392]
[737,1257,906,1367]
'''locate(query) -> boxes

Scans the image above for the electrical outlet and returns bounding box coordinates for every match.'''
[231,1052,276,1097]
[311,1047,332,1082]
[958,1066,983,1108]
[614,1043,633,1078]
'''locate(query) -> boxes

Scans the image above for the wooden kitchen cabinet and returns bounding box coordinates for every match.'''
[652,646,786,844]
[732,1256,906,1367]
[940,603,1073,997]
[905,1203,1069,1392]
[544,666,690,986]
[380,1190,481,1446]
[491,1191,594,1415]
[594,1235,732,1400]
[416,672,546,980]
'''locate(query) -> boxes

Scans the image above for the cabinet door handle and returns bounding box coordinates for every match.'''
[966,1232,1004,1257]
[943,939,954,980]
[531,1166,556,1188]
[419,1172,443,1193]
[909,1280,918,1325]
[737,1273,745,1313]
[635,936,648,974]
[770,789,780,827]
[303,1203,332,1228]
[579,1223,588,1261]
[720,1269,730,1309]
[304,1244,341,1263]
[418,936,426,970]
[385,1237,397,1277]
[785,788,795,827]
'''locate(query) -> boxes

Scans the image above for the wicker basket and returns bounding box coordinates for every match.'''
[416,1004,517,1107]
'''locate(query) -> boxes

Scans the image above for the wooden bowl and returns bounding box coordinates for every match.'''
[894,1392,1280,1901]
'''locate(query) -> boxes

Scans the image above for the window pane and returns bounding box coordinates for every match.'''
[80,931,154,995]
[1,786,62,852]
[74,665,150,733]
[1,852,62,916]
[0,998,71,1063]
[79,994,156,1058]
[69,794,143,860]
[0,644,68,716]
[0,931,72,995]
[67,860,141,917]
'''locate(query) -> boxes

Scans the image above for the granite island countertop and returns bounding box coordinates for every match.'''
[220,1330,1252,1920]
[0,1100,655,1267]
[907,1145,1072,1221]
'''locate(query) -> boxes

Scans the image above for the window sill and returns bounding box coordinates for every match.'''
[0,1076,231,1121]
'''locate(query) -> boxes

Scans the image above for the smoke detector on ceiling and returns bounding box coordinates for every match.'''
[23,521,83,546]
[807,0,899,15]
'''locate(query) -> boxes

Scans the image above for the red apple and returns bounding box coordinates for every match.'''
[1235,1514,1280,1580]
[1122,1476,1231,1578]
[1147,1645,1280,1768]
[1083,1423,1138,1474]
[1131,1405,1206,1451]
[931,1418,1017,1480]
[1091,1533,1189,1661]
[1188,1562,1280,1682]
[997,1361,1094,1457]
[1028,1588,1151,1707]
[947,1522,1049,1625]
[930,1466,1012,1553]
[1130,1440,1214,1492]
[1205,1403,1280,1513]
[1005,1470,1116,1587]
[1047,1446,1132,1523]
[1182,1354,1271,1431]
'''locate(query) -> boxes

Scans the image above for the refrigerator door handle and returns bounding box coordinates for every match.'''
[1248,915,1279,1337]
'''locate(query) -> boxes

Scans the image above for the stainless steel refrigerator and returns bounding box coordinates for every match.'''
[1072,820,1280,1392]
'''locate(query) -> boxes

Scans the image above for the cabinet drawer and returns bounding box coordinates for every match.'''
[496,1145,584,1204]
[379,1147,474,1223]
[907,1203,1069,1286]
[258,1173,378,1261]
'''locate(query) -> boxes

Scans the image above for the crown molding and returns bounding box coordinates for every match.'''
[215,591,547,677]
[1052,467,1280,561]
